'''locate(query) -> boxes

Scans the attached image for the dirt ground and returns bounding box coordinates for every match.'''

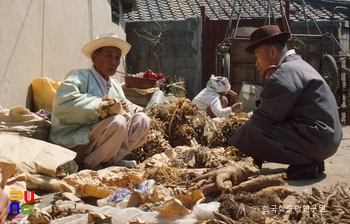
[261,125,350,195]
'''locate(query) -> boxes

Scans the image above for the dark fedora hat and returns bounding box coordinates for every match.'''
[244,25,291,54]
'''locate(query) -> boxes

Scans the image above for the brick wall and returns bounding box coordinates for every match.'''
[125,18,202,100]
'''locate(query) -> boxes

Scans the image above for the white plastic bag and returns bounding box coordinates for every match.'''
[237,81,263,113]
[145,90,165,109]
[193,201,220,220]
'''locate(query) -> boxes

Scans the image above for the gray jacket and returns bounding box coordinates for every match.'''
[229,54,342,164]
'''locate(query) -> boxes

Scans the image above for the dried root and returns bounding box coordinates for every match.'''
[142,99,248,149]
[229,173,287,194]
[213,211,236,224]
[189,162,259,194]
[144,166,186,185]
[291,183,350,223]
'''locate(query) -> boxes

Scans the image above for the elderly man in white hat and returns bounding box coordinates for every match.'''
[49,33,151,170]
[192,75,243,118]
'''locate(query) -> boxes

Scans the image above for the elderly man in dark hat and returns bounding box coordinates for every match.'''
[49,33,151,170]
[229,25,342,180]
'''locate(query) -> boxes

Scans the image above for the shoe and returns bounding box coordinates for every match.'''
[285,161,325,174]
[317,161,325,174]
[78,164,104,171]
[115,160,137,168]
[253,158,263,169]
[285,162,318,180]
[92,164,104,171]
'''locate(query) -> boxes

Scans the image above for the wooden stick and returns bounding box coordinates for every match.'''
[116,70,129,76]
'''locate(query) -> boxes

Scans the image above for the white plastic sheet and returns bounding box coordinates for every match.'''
[42,200,221,224]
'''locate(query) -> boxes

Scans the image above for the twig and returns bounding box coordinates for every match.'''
[213,211,236,224]
[325,190,337,206]
[116,71,129,76]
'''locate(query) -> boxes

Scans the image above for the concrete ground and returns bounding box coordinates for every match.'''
[261,125,350,195]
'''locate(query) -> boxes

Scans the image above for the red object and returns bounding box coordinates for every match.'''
[142,70,164,80]
[142,69,157,79]
[156,73,164,80]
[124,76,157,89]
[126,179,130,187]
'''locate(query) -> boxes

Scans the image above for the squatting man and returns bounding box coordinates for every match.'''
[229,25,342,180]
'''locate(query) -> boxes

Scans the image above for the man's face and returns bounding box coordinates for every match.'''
[254,44,277,77]
[91,46,121,80]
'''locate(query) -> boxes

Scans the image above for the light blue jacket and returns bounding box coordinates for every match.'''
[49,69,135,148]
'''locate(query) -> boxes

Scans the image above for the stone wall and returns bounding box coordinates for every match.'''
[125,18,202,100]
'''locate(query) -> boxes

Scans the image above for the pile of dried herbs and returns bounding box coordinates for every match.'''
[125,98,249,164]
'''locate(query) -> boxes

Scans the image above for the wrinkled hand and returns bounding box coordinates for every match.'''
[231,102,243,111]
[247,111,253,118]
[263,65,278,79]
[120,100,129,112]
[0,188,9,224]
[226,90,238,101]
[101,95,129,113]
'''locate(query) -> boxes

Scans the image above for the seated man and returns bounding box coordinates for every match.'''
[229,25,343,180]
[192,75,243,118]
[49,33,151,170]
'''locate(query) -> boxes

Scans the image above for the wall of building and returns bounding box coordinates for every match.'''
[125,18,202,100]
[0,0,128,110]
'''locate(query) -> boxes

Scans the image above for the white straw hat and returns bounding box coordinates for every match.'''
[82,33,131,59]
[206,75,231,92]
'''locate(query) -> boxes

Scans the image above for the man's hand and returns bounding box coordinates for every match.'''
[120,100,129,112]
[102,95,113,101]
[226,90,238,101]
[102,96,128,110]
[263,65,278,79]
[0,188,9,224]
[231,102,243,111]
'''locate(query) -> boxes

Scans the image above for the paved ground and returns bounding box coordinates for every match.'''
[262,125,350,195]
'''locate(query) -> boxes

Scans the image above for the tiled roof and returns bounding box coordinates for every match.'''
[125,0,349,22]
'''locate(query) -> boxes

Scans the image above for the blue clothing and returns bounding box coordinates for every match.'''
[49,69,135,148]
